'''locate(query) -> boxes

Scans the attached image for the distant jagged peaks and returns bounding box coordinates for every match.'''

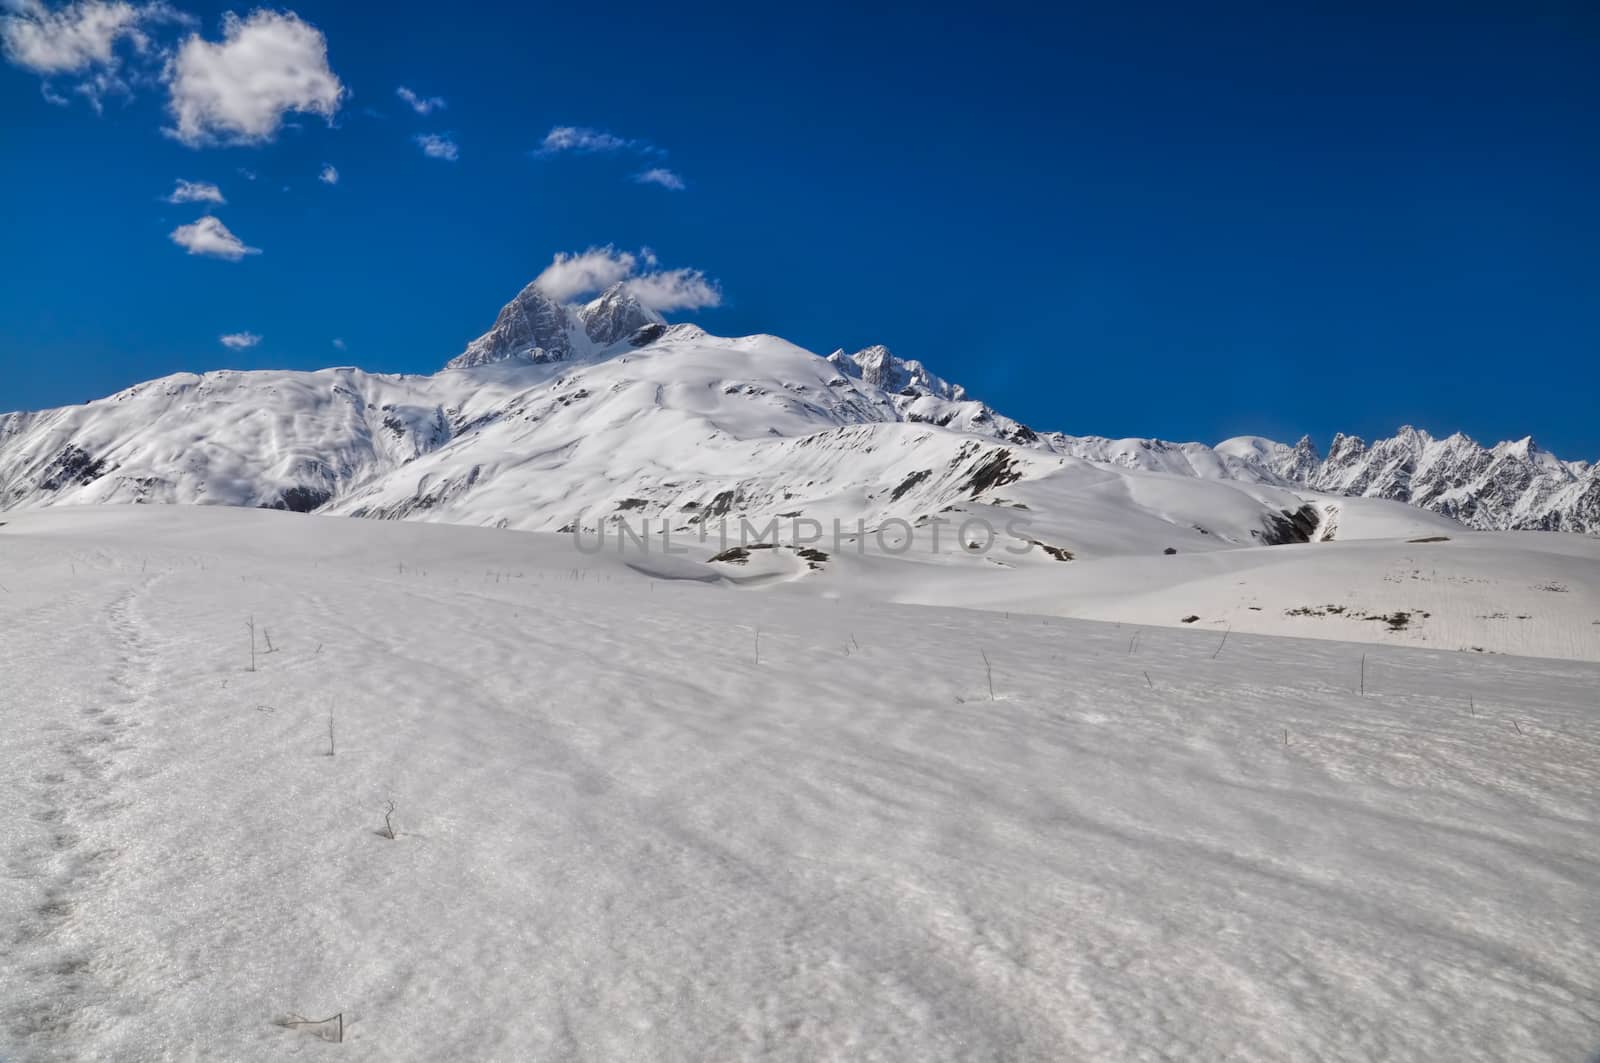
[1220,425,1600,534]
[825,345,967,401]
[445,281,665,369]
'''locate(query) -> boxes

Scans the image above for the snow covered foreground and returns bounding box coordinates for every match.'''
[2,508,1598,1062]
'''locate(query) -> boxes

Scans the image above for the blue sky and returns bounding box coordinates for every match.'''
[3,2,1597,457]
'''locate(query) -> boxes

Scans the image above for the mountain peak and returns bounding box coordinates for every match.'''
[446,281,575,369]
[826,345,967,401]
[579,283,665,348]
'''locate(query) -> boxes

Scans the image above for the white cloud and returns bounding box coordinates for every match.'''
[395,84,443,115]
[534,247,638,302]
[633,167,685,191]
[163,10,343,146]
[2,0,189,108]
[624,268,720,312]
[165,177,223,204]
[318,163,337,184]
[533,246,722,312]
[331,337,346,350]
[219,330,259,349]
[537,125,633,154]
[3,0,148,73]
[414,132,458,160]
[169,215,259,260]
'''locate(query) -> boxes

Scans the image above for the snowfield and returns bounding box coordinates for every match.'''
[2,506,1598,1061]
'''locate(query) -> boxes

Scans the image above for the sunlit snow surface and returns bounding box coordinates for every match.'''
[2,507,1597,1061]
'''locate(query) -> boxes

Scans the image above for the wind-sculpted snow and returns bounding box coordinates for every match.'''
[1,506,1597,1059]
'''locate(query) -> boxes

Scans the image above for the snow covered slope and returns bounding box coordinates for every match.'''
[2,506,1597,1061]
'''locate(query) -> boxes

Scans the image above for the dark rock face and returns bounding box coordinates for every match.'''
[628,323,667,348]
[1254,504,1322,545]
[264,486,332,513]
[40,445,108,491]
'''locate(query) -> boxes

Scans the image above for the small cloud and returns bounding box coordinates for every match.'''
[318,163,338,184]
[533,245,721,312]
[332,337,346,350]
[236,166,256,181]
[414,132,458,160]
[536,125,647,155]
[165,178,224,204]
[169,215,260,260]
[395,85,443,115]
[633,167,685,191]
[164,10,344,146]
[220,331,261,349]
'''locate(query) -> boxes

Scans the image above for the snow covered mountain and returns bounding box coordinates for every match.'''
[1,275,1594,541]
[1213,429,1600,534]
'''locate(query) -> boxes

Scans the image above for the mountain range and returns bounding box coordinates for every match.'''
[2,278,1595,543]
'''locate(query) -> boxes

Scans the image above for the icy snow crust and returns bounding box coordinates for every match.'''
[2,505,1598,1061]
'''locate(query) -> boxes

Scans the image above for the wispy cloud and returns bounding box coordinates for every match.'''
[164,10,343,146]
[632,167,685,191]
[318,163,338,184]
[165,177,224,204]
[414,132,458,160]
[534,246,721,312]
[536,124,687,188]
[1,0,192,109]
[537,125,645,155]
[169,215,259,260]
[623,267,720,311]
[332,337,346,350]
[2,0,149,74]
[395,84,443,115]
[219,330,260,349]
